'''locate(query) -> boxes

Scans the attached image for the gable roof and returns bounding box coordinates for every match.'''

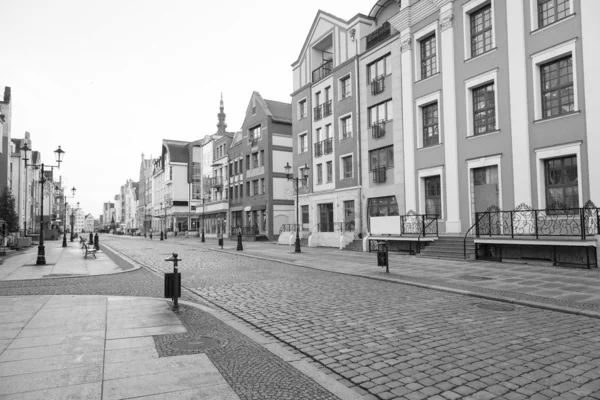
[264,100,292,124]
[163,139,190,163]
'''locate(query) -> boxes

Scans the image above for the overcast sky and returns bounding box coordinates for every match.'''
[0,0,370,217]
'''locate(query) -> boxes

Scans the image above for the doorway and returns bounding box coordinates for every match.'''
[319,203,334,232]
[472,165,499,233]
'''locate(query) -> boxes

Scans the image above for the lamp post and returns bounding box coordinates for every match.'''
[20,144,65,265]
[164,202,167,241]
[201,196,206,243]
[70,201,79,242]
[284,162,309,253]
[160,202,164,241]
[22,147,30,237]
[62,187,76,247]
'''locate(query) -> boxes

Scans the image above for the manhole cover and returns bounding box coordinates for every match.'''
[477,303,515,312]
[167,337,224,352]
[457,275,493,282]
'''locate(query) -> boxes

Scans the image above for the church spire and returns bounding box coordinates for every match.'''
[217,92,227,133]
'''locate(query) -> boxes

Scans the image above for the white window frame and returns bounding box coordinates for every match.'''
[534,141,582,209]
[298,131,308,154]
[297,97,307,120]
[338,73,352,100]
[531,39,579,121]
[462,0,496,61]
[316,163,323,185]
[418,166,445,220]
[415,90,442,148]
[340,153,354,180]
[530,0,574,32]
[413,21,439,82]
[338,112,353,140]
[464,68,499,137]
[466,154,503,227]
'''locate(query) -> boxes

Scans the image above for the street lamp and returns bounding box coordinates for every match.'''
[70,201,79,243]
[61,186,76,247]
[20,144,65,265]
[284,162,309,253]
[160,202,164,241]
[164,202,167,241]
[201,196,206,243]
[21,145,30,237]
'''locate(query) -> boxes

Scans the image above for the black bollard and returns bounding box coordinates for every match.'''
[160,231,164,241]
[89,232,93,245]
[237,231,243,251]
[150,232,153,240]
[94,233,99,250]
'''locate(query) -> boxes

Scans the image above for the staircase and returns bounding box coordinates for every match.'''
[343,239,364,252]
[417,235,475,260]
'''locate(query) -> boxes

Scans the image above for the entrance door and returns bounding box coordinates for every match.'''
[343,200,355,231]
[319,203,334,232]
[473,166,499,233]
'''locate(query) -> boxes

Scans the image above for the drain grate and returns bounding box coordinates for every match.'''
[477,303,515,312]
[166,337,224,352]
[456,275,493,282]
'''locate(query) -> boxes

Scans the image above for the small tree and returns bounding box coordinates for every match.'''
[0,186,19,233]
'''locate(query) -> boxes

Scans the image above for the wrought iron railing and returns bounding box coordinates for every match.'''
[373,166,387,183]
[323,100,332,118]
[345,220,355,232]
[464,212,488,259]
[314,141,323,157]
[314,104,323,121]
[209,176,223,189]
[372,120,386,138]
[371,75,385,95]
[366,22,391,50]
[231,225,243,235]
[399,213,439,236]
[463,201,600,258]
[316,222,335,232]
[279,224,299,234]
[242,225,259,236]
[312,59,333,82]
[323,137,333,155]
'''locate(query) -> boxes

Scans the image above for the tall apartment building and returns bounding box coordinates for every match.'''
[292,0,599,265]
[292,11,373,247]
[137,154,154,234]
[228,92,294,240]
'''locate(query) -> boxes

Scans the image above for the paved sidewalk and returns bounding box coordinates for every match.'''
[0,238,136,280]
[0,295,239,399]
[193,238,600,317]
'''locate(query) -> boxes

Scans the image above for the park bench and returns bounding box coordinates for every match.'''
[82,241,97,259]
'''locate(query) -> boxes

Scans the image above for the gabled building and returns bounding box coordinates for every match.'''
[291,10,371,247]
[152,139,190,234]
[228,92,294,240]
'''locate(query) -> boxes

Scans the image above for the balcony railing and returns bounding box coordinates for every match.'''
[209,176,223,189]
[323,100,332,117]
[473,202,600,240]
[371,75,385,95]
[313,105,322,121]
[314,138,332,157]
[312,59,333,82]
[314,141,323,157]
[373,166,387,183]
[372,120,386,139]
[400,213,439,236]
[366,22,391,50]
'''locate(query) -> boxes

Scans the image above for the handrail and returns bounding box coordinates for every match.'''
[279,224,299,234]
[463,212,489,259]
[416,216,439,254]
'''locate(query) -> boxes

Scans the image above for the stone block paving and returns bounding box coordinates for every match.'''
[102,237,600,400]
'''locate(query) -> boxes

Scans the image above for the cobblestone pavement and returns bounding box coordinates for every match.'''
[0,246,340,400]
[102,236,600,400]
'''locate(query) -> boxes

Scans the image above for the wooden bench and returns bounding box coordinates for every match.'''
[82,242,97,259]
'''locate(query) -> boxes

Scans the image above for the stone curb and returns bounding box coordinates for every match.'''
[102,244,360,400]
[211,247,600,321]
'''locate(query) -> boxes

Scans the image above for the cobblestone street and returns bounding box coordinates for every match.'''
[101,236,600,400]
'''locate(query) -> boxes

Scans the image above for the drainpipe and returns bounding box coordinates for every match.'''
[352,31,364,236]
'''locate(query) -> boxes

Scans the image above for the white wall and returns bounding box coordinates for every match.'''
[272,150,292,177]
[172,164,189,200]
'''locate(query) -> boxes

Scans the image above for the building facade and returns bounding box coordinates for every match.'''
[0,87,11,192]
[291,11,369,247]
[137,154,154,235]
[228,92,294,240]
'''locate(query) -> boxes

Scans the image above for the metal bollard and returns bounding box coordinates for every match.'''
[94,233,99,251]
[377,241,389,273]
[164,252,182,311]
[237,230,243,251]
[160,231,164,241]
[89,232,93,245]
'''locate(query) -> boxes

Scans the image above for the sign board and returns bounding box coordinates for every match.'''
[370,216,401,235]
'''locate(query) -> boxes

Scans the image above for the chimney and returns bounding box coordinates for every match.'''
[4,87,11,103]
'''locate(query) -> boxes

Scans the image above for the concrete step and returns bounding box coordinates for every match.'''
[417,254,472,261]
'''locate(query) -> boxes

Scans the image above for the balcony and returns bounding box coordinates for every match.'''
[372,120,386,139]
[373,166,387,183]
[313,100,332,122]
[312,59,333,82]
[314,138,333,157]
[249,138,258,147]
[366,22,391,51]
[371,75,385,95]
[209,176,223,190]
